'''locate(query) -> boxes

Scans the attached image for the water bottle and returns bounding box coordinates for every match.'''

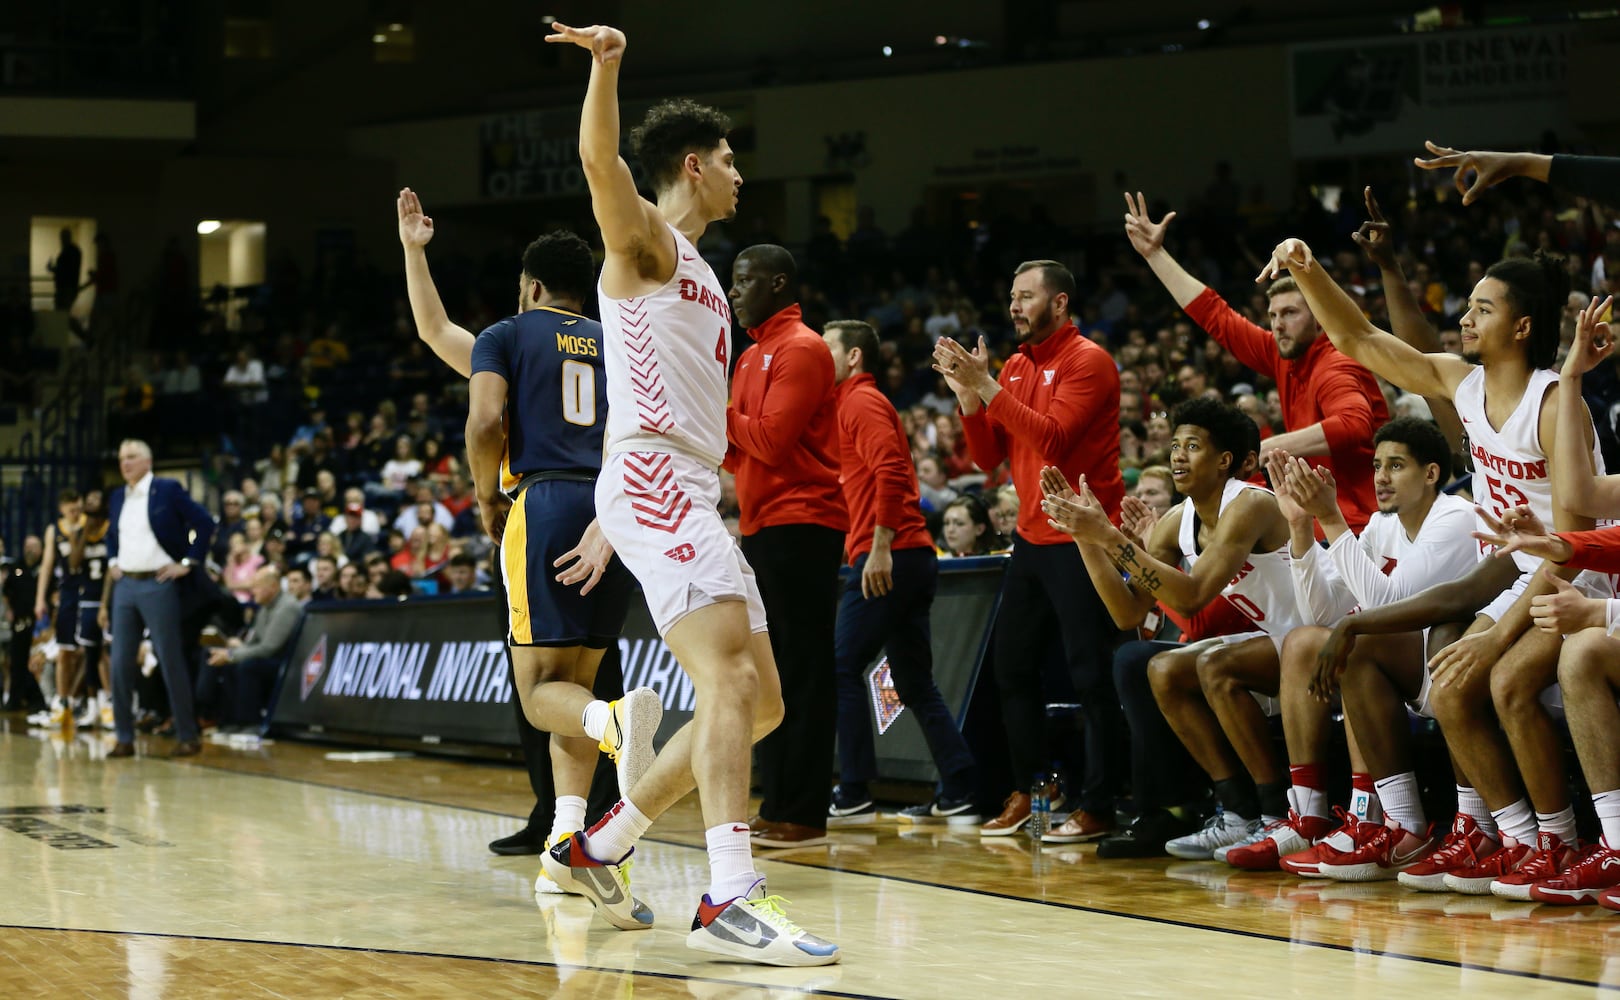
[1028,771,1052,840]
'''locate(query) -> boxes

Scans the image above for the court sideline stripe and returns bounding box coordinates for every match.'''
[176,757,1615,992]
[0,923,878,999]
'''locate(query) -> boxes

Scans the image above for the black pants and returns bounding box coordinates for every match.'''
[1114,639,1203,811]
[490,548,623,831]
[992,535,1124,815]
[221,656,282,728]
[7,627,43,708]
[834,547,975,798]
[742,523,845,829]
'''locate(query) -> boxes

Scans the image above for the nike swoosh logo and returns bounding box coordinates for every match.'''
[682,254,698,261]
[725,919,766,947]
[587,869,625,904]
[730,824,750,833]
[1009,376,1023,382]
[1603,856,1620,871]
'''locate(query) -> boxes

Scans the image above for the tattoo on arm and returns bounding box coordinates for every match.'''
[1112,541,1163,593]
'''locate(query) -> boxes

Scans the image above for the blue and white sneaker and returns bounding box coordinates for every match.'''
[599,687,662,796]
[540,834,653,930]
[897,795,981,827]
[687,879,840,967]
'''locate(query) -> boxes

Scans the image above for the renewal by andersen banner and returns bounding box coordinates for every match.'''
[1289,24,1573,157]
[270,558,1005,782]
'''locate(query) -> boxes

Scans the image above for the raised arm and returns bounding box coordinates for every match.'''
[1123,192,1205,308]
[1414,141,1551,206]
[1556,296,1620,517]
[1259,238,1469,400]
[545,23,673,289]
[1352,187,1465,453]
[398,188,475,378]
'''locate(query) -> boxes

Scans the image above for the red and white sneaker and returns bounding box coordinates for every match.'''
[1597,884,1620,912]
[1528,844,1620,905]
[1442,839,1534,895]
[1397,813,1499,892]
[1279,808,1382,877]
[1490,831,1579,901]
[1316,823,1436,882]
[1225,809,1336,871]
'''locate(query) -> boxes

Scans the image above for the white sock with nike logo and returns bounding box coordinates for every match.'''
[706,822,759,902]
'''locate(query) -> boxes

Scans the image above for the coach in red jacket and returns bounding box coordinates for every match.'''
[934,259,1127,839]
[1125,193,1386,532]
[725,244,849,848]
[823,320,979,827]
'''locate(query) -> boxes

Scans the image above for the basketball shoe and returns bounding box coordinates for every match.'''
[599,688,662,797]
[687,878,840,967]
[1316,823,1436,881]
[1279,808,1382,877]
[1165,810,1258,861]
[1527,844,1620,905]
[540,835,654,930]
[534,833,578,896]
[1442,838,1534,895]
[1397,813,1499,892]
[1489,831,1579,901]
[1224,810,1336,871]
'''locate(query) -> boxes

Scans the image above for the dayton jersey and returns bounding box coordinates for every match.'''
[1179,478,1302,637]
[1457,367,1606,573]
[597,223,731,469]
[470,307,608,488]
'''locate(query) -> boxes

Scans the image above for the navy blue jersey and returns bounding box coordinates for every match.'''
[471,307,608,488]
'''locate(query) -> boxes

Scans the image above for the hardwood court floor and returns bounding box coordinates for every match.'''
[3,722,1617,998]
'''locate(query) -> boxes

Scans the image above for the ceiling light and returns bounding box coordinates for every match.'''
[197,220,221,235]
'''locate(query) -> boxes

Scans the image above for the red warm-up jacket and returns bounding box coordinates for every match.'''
[833,372,935,564]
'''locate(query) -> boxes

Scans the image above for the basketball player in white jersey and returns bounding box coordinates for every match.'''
[542,22,838,967]
[1260,238,1608,895]
[1041,398,1333,860]
[1240,421,1479,879]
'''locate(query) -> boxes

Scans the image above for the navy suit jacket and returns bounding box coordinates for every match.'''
[108,476,216,567]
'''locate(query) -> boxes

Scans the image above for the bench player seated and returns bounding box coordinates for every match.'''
[1220,419,1479,874]
[1041,398,1337,860]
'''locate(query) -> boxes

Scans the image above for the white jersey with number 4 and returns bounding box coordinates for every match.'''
[598,223,733,469]
[1456,367,1605,574]
[1179,478,1303,639]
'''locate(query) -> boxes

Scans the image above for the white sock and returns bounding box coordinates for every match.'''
[1457,785,1497,838]
[1491,799,1537,846]
[705,822,760,902]
[580,798,652,863]
[1373,773,1425,832]
[580,701,611,743]
[549,795,587,845]
[98,690,110,709]
[1594,789,1620,850]
[1536,805,1578,845]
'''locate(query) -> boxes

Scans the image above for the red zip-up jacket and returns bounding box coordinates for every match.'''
[1554,527,1620,572]
[834,372,935,564]
[960,322,1124,545]
[725,304,848,536]
[1184,288,1387,533]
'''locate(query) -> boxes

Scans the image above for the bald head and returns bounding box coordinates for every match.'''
[250,566,283,605]
[729,244,799,328]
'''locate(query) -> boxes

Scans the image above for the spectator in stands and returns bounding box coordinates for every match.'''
[441,473,475,520]
[988,484,1020,541]
[1134,466,1177,516]
[338,563,368,599]
[48,227,82,311]
[334,502,378,565]
[443,552,483,594]
[159,351,201,396]
[420,437,457,485]
[938,495,999,557]
[289,406,328,450]
[222,533,265,603]
[916,456,957,512]
[378,435,422,498]
[393,490,452,537]
[206,567,300,733]
[257,444,292,494]
[309,555,339,600]
[373,569,412,600]
[224,348,269,407]
[211,491,246,564]
[329,488,382,536]
[284,565,313,605]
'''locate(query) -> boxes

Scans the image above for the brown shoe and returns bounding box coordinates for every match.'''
[750,820,831,849]
[1041,809,1114,844]
[979,792,1032,837]
[169,740,202,758]
[106,742,135,759]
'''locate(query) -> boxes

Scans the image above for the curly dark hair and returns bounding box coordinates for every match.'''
[1374,416,1452,483]
[1171,397,1254,479]
[629,98,732,193]
[1484,250,1570,370]
[519,230,595,304]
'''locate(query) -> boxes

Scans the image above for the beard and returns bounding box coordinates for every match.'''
[1016,304,1056,341]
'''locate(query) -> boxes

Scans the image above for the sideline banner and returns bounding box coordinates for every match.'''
[270,557,1006,781]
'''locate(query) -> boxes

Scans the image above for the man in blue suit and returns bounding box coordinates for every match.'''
[101,439,215,757]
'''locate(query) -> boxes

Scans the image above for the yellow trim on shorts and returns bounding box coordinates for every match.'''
[503,486,532,644]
